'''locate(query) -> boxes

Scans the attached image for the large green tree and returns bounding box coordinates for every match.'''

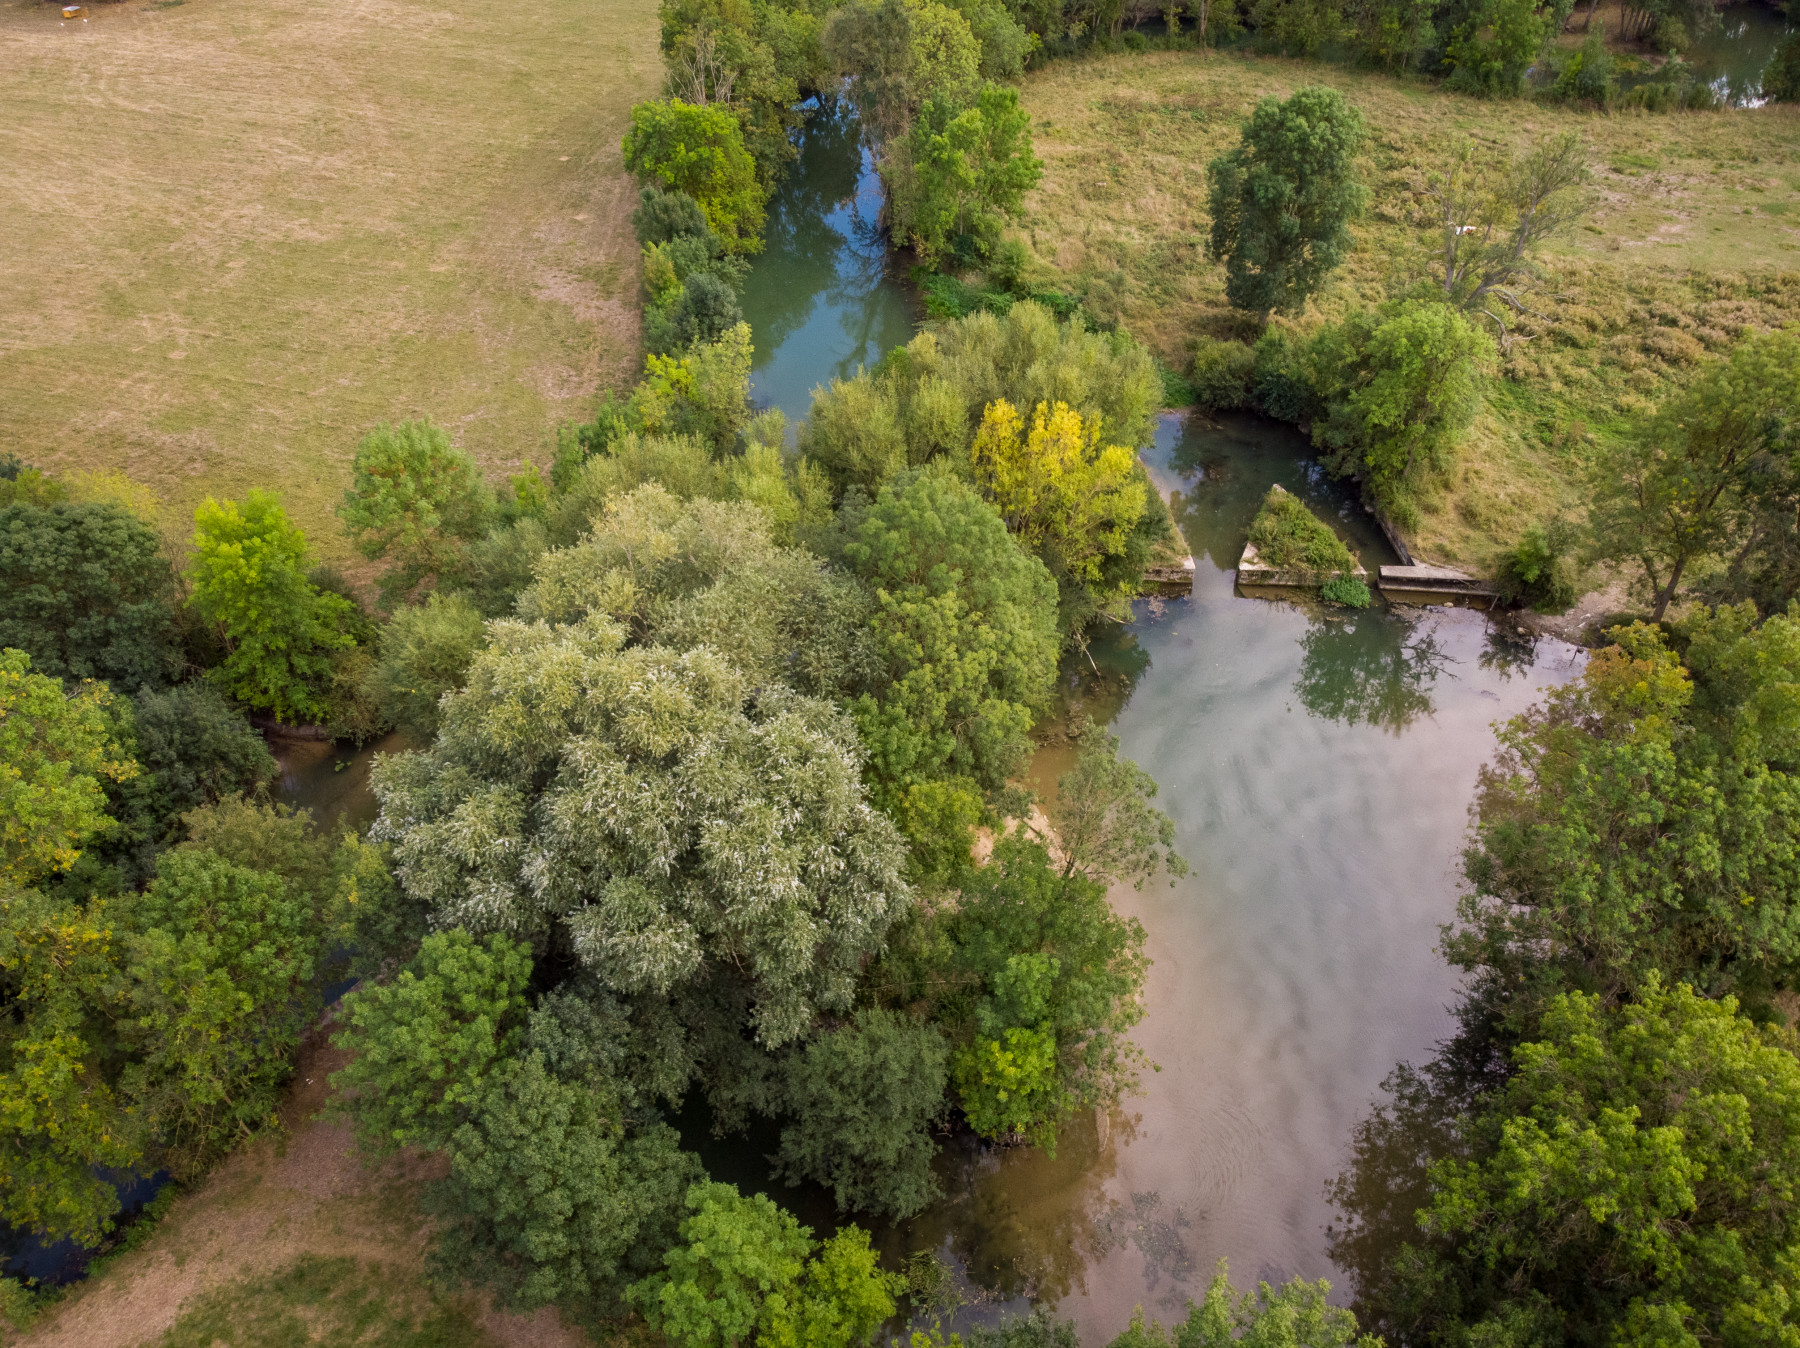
[623,100,769,254]
[338,419,494,609]
[0,501,179,692]
[1590,328,1800,622]
[774,1006,948,1218]
[370,617,911,1050]
[1306,300,1494,526]
[886,835,1150,1152]
[899,83,1042,263]
[120,846,337,1176]
[0,888,141,1245]
[1359,981,1800,1348]
[331,929,534,1155]
[1448,608,1800,1017]
[1206,86,1366,316]
[188,491,356,724]
[840,470,1060,872]
[1103,1261,1373,1347]
[0,648,137,887]
[430,1053,703,1314]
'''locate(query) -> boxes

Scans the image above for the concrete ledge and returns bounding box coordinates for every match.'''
[1141,556,1196,595]
[1377,563,1500,609]
[1236,541,1367,593]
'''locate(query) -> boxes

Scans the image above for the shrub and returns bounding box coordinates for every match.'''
[1320,575,1372,607]
[1765,30,1800,103]
[1246,486,1357,575]
[1551,23,1615,105]
[1494,520,1577,612]
[1189,337,1256,410]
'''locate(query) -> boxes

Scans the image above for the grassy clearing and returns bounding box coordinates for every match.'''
[1012,37,1800,568]
[0,0,659,561]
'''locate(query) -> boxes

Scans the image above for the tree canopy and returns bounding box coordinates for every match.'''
[339,419,494,609]
[0,501,179,692]
[1206,86,1366,316]
[371,617,911,1049]
[188,491,356,724]
[623,100,769,254]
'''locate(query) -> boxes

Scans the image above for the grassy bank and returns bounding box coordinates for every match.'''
[1012,42,1800,569]
[0,0,658,559]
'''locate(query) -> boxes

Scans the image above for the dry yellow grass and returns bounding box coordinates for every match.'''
[1014,42,1800,566]
[0,0,659,558]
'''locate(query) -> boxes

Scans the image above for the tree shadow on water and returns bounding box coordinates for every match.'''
[1293,611,1452,735]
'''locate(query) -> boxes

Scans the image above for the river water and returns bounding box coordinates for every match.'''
[261,105,1587,1339]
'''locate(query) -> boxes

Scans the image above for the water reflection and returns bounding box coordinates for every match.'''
[739,100,920,427]
[1685,2,1793,106]
[1294,613,1450,734]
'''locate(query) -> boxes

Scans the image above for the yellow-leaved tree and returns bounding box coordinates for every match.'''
[968,399,1148,612]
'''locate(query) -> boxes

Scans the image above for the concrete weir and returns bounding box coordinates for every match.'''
[1377,564,1501,609]
[1235,540,1367,599]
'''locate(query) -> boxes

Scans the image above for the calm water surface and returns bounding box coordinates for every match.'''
[268,122,1591,1343]
[739,100,919,429]
[1686,2,1793,105]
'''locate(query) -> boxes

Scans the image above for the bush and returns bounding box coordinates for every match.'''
[1189,336,1256,410]
[1494,520,1577,612]
[633,185,710,245]
[621,101,767,255]
[666,271,745,351]
[1246,486,1357,575]
[1551,23,1615,105]
[1320,575,1372,607]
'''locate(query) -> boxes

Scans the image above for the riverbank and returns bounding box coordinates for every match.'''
[0,0,658,560]
[1011,47,1800,575]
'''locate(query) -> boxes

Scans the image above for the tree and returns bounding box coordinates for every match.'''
[119,847,334,1175]
[775,1007,948,1218]
[1427,133,1589,341]
[824,0,982,150]
[0,501,179,692]
[1249,0,1346,56]
[188,491,356,723]
[758,1226,902,1348]
[932,836,1150,1151]
[1589,328,1800,621]
[841,470,1059,865]
[0,648,137,887]
[1102,1261,1373,1347]
[1440,0,1556,96]
[1206,87,1366,316]
[338,419,494,609]
[430,1053,703,1313]
[0,888,141,1245]
[969,399,1149,616]
[1447,611,1800,1014]
[636,323,757,450]
[630,1182,815,1348]
[900,84,1042,263]
[1342,0,1435,70]
[623,100,768,254]
[362,591,487,741]
[331,929,533,1155]
[799,301,1161,494]
[370,620,910,1050]
[520,485,876,700]
[1045,722,1186,891]
[1370,982,1800,1347]
[1307,300,1494,526]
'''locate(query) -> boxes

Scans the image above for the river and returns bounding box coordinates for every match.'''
[266,103,1586,1339]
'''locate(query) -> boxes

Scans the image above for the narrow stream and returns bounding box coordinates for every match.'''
[257,106,1590,1339]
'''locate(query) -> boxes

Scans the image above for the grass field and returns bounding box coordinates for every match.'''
[1013,26,1800,567]
[0,0,658,560]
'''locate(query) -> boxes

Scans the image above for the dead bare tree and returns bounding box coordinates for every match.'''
[668,27,739,107]
[1427,132,1590,346]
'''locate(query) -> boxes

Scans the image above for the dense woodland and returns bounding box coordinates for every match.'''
[3,0,1800,1344]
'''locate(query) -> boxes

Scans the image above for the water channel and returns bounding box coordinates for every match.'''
[262,103,1589,1338]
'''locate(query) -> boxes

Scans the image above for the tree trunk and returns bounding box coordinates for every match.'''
[1650,553,1688,622]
